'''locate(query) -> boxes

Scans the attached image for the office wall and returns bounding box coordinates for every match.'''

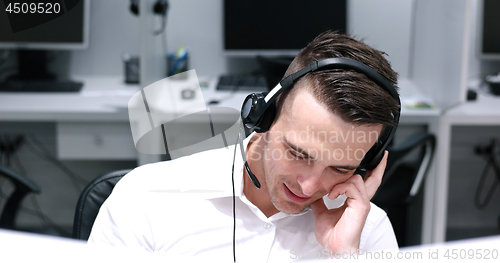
[68,0,140,76]
[348,0,414,79]
[24,0,415,79]
[411,0,469,110]
[91,0,413,78]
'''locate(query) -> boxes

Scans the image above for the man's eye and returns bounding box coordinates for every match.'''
[333,168,350,174]
[288,149,307,160]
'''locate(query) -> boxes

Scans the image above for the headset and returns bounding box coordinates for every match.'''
[130,0,169,16]
[240,57,401,189]
[130,0,169,35]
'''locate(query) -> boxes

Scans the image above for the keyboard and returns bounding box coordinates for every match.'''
[216,74,268,91]
[0,80,83,92]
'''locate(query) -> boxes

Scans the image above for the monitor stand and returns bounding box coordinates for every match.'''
[8,50,55,81]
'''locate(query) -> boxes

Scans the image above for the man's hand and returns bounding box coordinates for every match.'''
[309,150,388,253]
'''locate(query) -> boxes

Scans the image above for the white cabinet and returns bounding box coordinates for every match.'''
[57,122,137,160]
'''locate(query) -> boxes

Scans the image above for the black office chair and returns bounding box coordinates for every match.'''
[256,55,294,90]
[372,131,436,247]
[0,165,40,229]
[72,169,132,240]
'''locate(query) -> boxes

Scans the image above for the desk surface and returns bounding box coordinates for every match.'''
[0,75,440,123]
[445,92,500,124]
[0,76,139,122]
[0,229,164,262]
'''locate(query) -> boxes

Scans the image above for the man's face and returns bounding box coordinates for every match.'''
[259,89,382,214]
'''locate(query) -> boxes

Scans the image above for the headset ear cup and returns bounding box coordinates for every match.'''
[255,102,276,133]
[365,146,384,170]
[130,0,139,15]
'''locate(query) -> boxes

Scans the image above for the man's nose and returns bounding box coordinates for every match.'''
[296,165,325,196]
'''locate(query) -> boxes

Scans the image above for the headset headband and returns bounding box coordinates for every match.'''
[264,57,400,113]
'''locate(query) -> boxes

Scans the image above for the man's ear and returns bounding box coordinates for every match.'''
[248,133,264,145]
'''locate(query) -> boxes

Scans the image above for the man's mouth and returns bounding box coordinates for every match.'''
[283,184,311,203]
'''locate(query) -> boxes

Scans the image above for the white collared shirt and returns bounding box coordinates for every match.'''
[88,137,398,262]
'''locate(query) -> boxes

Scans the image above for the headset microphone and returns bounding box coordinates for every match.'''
[238,126,261,188]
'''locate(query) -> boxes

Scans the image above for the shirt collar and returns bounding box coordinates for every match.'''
[210,132,313,220]
[205,130,250,200]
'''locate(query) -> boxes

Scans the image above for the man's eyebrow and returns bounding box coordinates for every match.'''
[284,137,358,170]
[283,138,314,159]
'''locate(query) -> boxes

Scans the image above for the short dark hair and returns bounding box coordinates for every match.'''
[276,31,400,128]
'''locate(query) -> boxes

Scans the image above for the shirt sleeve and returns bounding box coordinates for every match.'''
[359,202,399,252]
[87,176,155,252]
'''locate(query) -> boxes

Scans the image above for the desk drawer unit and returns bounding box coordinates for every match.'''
[57,122,137,160]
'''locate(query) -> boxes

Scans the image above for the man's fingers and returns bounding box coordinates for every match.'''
[327,175,368,203]
[364,150,389,199]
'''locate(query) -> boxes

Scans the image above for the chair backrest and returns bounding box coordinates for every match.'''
[72,169,132,240]
[0,165,40,229]
[372,132,436,207]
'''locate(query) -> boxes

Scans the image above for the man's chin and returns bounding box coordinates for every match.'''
[274,201,310,215]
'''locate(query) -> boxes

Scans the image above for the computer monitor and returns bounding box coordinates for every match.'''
[223,0,347,57]
[479,0,500,60]
[0,0,90,81]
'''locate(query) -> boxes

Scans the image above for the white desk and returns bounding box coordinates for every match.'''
[433,93,500,243]
[0,76,140,160]
[2,227,499,262]
[0,229,164,263]
[0,76,138,122]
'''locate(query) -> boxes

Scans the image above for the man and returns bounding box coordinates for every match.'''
[89,31,400,261]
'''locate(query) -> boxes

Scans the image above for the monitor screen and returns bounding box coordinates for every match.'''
[0,0,90,85]
[0,0,90,50]
[479,0,500,59]
[223,0,347,56]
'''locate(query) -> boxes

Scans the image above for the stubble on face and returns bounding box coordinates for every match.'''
[262,132,325,215]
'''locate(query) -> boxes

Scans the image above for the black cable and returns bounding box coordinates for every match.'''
[25,134,88,187]
[10,145,26,177]
[0,134,11,166]
[0,135,5,166]
[23,141,82,193]
[474,158,499,209]
[474,139,500,209]
[0,135,11,210]
[153,1,168,36]
[0,135,17,197]
[0,186,56,234]
[29,195,71,237]
[0,50,10,68]
[5,150,71,237]
[161,17,168,58]
[231,130,240,262]
[0,176,8,208]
